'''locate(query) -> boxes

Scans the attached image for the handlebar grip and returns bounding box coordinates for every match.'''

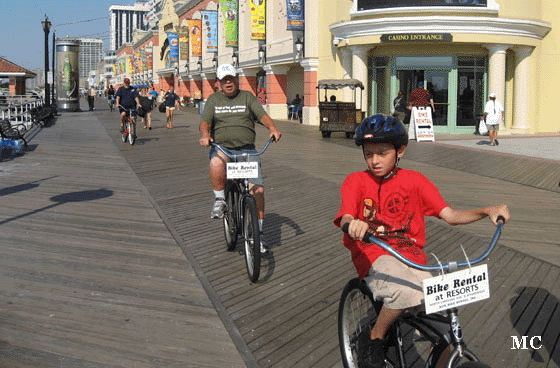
[341,222,374,242]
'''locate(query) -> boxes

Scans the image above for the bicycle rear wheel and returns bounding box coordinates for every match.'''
[223,181,239,251]
[338,278,390,368]
[242,195,260,282]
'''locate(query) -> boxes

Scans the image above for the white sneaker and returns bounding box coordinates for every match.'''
[210,199,226,219]
[260,232,270,254]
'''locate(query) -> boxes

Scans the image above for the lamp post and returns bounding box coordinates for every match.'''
[41,15,51,106]
[51,31,56,108]
[258,45,266,64]
[212,53,218,69]
[295,38,304,58]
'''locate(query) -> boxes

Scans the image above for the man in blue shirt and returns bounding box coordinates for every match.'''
[115,78,140,132]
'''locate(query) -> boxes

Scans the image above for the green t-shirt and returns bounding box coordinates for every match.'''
[201,90,267,149]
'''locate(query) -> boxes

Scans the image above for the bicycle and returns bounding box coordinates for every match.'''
[120,107,137,145]
[210,137,275,283]
[338,217,505,368]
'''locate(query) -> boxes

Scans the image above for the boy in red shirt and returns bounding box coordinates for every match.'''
[334,114,510,368]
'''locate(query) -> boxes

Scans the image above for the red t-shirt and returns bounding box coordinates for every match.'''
[334,169,448,279]
[409,87,431,107]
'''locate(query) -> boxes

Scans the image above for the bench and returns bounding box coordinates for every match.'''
[29,106,54,126]
[0,119,29,147]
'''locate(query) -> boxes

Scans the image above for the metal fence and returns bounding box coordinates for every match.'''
[0,96,45,128]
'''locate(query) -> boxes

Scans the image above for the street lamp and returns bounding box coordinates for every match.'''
[295,38,304,58]
[258,45,266,64]
[212,53,218,69]
[41,15,51,106]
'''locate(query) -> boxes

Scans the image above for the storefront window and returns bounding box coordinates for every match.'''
[358,0,486,10]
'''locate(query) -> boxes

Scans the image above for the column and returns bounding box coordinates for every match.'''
[201,73,214,99]
[349,45,370,113]
[341,48,353,102]
[512,47,533,132]
[484,44,510,130]
[300,58,319,125]
[264,65,289,119]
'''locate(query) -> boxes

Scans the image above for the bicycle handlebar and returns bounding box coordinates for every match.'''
[210,137,275,160]
[341,216,505,272]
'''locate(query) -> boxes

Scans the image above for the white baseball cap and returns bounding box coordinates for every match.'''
[217,64,237,80]
[489,92,497,98]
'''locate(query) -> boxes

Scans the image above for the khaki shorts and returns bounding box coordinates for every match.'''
[486,124,499,131]
[364,255,433,310]
[166,106,175,111]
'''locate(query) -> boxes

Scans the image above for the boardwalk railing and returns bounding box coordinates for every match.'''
[1,96,45,128]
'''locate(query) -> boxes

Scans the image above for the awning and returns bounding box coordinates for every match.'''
[317,79,364,90]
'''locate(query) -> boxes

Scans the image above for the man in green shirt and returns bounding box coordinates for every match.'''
[199,64,282,252]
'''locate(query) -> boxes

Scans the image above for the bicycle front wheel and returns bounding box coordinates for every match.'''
[338,278,385,368]
[223,181,239,251]
[242,195,260,282]
[128,120,135,145]
[121,122,128,143]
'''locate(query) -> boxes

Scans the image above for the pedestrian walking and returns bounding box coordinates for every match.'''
[163,86,180,129]
[481,92,504,146]
[88,85,96,111]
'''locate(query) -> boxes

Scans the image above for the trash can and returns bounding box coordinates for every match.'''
[198,100,206,115]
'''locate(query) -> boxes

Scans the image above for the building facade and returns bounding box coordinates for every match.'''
[117,0,559,135]
[109,2,151,51]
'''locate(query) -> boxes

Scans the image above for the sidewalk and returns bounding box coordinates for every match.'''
[437,134,559,162]
[0,104,246,367]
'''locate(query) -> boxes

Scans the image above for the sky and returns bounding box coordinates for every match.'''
[0,0,136,72]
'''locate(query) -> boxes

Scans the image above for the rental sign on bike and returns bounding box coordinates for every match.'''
[423,264,490,314]
[226,162,259,179]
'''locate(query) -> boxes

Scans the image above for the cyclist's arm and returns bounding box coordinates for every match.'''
[116,95,121,107]
[439,205,510,226]
[260,114,282,142]
[199,120,213,146]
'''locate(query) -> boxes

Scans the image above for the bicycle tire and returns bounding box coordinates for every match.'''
[454,362,490,368]
[338,278,392,368]
[121,122,128,143]
[223,181,239,251]
[128,119,135,145]
[242,195,260,282]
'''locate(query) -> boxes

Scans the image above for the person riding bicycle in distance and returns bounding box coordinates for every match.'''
[199,64,282,252]
[334,114,510,368]
[115,78,140,132]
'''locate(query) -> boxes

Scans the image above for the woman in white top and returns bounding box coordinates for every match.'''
[481,92,504,146]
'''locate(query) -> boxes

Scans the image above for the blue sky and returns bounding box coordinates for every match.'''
[1,0,135,71]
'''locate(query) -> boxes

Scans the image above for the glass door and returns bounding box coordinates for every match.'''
[425,70,449,127]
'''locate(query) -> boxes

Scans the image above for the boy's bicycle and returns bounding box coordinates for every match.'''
[338,217,505,368]
[210,137,274,283]
[120,107,137,145]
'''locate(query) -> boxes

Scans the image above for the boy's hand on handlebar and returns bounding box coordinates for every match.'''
[346,219,370,241]
[488,205,510,225]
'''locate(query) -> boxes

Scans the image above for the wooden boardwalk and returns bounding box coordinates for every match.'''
[1,99,559,367]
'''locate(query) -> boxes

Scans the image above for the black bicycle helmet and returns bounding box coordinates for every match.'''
[354,114,408,148]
